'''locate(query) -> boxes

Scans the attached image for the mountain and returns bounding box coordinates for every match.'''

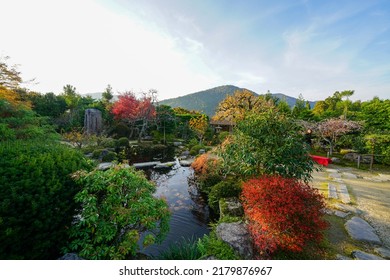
[160,85,250,117]
[160,85,317,117]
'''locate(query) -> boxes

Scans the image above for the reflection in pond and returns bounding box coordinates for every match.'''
[141,161,210,257]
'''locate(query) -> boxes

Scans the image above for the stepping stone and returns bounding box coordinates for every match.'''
[336,254,352,260]
[333,178,344,183]
[328,183,338,199]
[323,208,333,215]
[352,250,384,260]
[363,177,384,182]
[329,172,341,179]
[345,217,382,245]
[179,160,193,167]
[333,210,350,218]
[342,172,358,179]
[334,203,360,214]
[325,168,339,173]
[378,174,390,181]
[374,247,390,259]
[338,184,351,204]
[133,161,161,168]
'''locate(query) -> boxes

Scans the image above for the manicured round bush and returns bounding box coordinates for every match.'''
[102,151,117,162]
[241,175,328,258]
[118,137,129,147]
[92,148,105,159]
[190,144,205,156]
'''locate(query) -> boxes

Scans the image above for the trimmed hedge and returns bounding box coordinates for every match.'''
[0,141,91,259]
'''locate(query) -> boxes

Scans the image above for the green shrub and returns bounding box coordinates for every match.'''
[92,148,105,159]
[197,232,239,260]
[110,123,130,139]
[0,123,15,141]
[199,174,223,194]
[208,180,241,213]
[151,130,175,143]
[190,144,205,156]
[118,137,129,147]
[102,151,117,162]
[187,138,199,149]
[218,131,230,143]
[81,145,98,154]
[100,138,117,148]
[0,140,91,259]
[365,133,390,165]
[66,165,170,260]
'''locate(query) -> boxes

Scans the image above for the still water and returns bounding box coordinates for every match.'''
[141,161,210,257]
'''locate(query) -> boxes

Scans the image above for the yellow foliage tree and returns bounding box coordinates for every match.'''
[212,89,275,123]
[189,114,208,144]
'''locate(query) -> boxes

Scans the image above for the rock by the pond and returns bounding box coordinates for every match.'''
[345,217,381,245]
[173,141,182,147]
[97,162,114,171]
[216,222,253,259]
[179,160,193,167]
[374,247,390,259]
[181,150,190,157]
[352,250,384,260]
[58,253,84,260]
[219,197,244,218]
[199,149,206,154]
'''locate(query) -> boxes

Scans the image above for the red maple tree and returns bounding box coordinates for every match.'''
[241,175,328,258]
[111,90,156,140]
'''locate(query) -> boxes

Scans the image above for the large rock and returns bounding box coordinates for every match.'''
[345,217,381,245]
[352,250,384,260]
[84,108,102,135]
[374,247,390,259]
[216,222,253,259]
[97,162,114,171]
[219,197,244,218]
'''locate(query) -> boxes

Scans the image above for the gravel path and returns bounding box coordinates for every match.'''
[312,165,390,249]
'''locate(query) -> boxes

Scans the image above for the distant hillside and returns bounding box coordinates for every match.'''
[160,85,317,117]
[160,85,252,117]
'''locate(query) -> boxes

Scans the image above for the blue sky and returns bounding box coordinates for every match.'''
[1,0,389,101]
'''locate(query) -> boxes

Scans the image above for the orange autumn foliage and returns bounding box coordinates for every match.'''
[191,153,219,175]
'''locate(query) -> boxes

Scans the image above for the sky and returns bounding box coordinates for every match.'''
[1,0,390,101]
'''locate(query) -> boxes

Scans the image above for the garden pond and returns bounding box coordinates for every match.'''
[140,159,210,257]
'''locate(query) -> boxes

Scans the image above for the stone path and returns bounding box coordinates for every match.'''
[313,165,390,260]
